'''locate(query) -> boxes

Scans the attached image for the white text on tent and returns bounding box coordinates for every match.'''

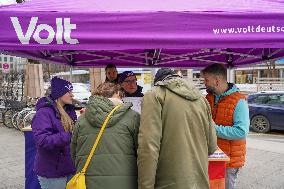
[10,17,79,45]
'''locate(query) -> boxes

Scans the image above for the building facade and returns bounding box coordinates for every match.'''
[0,54,28,73]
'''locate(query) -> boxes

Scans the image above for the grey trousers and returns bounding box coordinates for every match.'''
[225,168,240,189]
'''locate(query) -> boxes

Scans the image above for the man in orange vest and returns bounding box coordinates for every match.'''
[201,63,250,189]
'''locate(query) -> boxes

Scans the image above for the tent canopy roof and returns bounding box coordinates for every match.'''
[1,0,284,67]
[4,48,283,68]
[3,0,284,12]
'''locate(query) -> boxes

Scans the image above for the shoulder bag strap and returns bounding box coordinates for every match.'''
[81,104,121,173]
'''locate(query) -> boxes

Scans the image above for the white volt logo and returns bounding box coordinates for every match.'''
[10,17,79,45]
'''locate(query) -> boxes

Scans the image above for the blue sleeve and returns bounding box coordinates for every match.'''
[32,109,72,151]
[214,99,250,140]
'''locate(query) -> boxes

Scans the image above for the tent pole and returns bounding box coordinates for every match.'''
[226,65,235,84]
[70,66,73,82]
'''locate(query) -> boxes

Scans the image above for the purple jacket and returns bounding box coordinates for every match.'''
[31,97,77,178]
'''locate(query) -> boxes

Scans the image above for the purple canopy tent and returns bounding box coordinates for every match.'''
[1,1,284,189]
[1,0,284,68]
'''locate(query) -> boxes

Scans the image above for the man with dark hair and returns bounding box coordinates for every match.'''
[138,68,217,189]
[119,71,143,97]
[201,63,250,189]
[105,64,119,84]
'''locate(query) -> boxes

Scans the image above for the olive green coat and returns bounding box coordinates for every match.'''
[71,96,140,189]
[138,77,217,189]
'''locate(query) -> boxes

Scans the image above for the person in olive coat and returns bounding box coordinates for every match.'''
[138,68,217,189]
[71,82,140,189]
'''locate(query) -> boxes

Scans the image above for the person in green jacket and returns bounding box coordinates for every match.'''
[138,68,218,189]
[71,82,140,189]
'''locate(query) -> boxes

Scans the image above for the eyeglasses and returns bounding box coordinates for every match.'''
[123,79,137,85]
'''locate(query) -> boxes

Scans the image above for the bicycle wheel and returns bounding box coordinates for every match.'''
[0,112,3,124]
[11,111,20,130]
[0,102,6,124]
[3,109,14,128]
[22,111,36,129]
[16,109,31,130]
[0,110,4,123]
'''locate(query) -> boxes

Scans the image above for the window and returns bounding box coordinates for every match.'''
[10,64,13,69]
[0,57,2,61]
[253,94,284,104]
[4,57,7,62]
[253,95,270,104]
[265,95,280,104]
[259,94,284,105]
[280,95,284,104]
[10,57,13,62]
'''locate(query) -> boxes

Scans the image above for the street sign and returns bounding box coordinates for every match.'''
[2,62,10,73]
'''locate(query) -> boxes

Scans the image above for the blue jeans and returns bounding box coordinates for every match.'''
[225,168,240,189]
[38,175,73,189]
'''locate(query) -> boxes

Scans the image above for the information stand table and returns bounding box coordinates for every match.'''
[22,127,41,189]
[208,148,230,189]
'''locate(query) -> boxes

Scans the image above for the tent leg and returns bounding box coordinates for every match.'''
[227,68,235,83]
[70,66,73,82]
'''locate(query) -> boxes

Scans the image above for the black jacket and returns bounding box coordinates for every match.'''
[124,85,144,97]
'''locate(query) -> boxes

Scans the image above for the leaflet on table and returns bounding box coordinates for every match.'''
[122,97,142,114]
[208,148,228,159]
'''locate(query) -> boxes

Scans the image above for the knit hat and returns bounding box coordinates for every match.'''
[118,71,136,83]
[50,77,73,100]
[154,68,175,84]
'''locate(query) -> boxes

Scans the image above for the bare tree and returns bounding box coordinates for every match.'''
[16,0,25,3]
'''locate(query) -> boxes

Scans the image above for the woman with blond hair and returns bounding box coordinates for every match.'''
[32,77,77,189]
[71,82,140,189]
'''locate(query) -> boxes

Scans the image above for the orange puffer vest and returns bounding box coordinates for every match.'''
[206,92,246,168]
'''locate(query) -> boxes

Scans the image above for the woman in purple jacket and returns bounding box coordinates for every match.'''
[32,77,77,189]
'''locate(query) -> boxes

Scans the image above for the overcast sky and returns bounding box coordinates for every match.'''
[0,0,16,5]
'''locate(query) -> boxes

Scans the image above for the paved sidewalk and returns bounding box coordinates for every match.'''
[0,126,24,189]
[237,147,284,189]
[237,134,284,189]
[1,125,283,189]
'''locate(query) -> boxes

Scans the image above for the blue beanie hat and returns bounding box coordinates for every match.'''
[50,77,73,100]
[118,71,136,83]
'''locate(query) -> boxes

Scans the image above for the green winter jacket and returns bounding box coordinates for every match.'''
[71,95,140,189]
[138,77,217,189]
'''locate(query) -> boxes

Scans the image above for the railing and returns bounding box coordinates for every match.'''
[256,78,284,92]
[192,78,205,89]
[192,77,284,94]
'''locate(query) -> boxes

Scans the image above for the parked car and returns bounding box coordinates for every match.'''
[72,83,91,108]
[248,91,284,133]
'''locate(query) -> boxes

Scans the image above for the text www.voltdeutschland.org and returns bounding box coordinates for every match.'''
[213,25,284,35]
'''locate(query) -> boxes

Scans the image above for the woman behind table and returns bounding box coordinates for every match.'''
[71,82,140,189]
[105,63,119,84]
[31,77,77,189]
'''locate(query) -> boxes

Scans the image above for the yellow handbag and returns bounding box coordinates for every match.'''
[66,105,121,189]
